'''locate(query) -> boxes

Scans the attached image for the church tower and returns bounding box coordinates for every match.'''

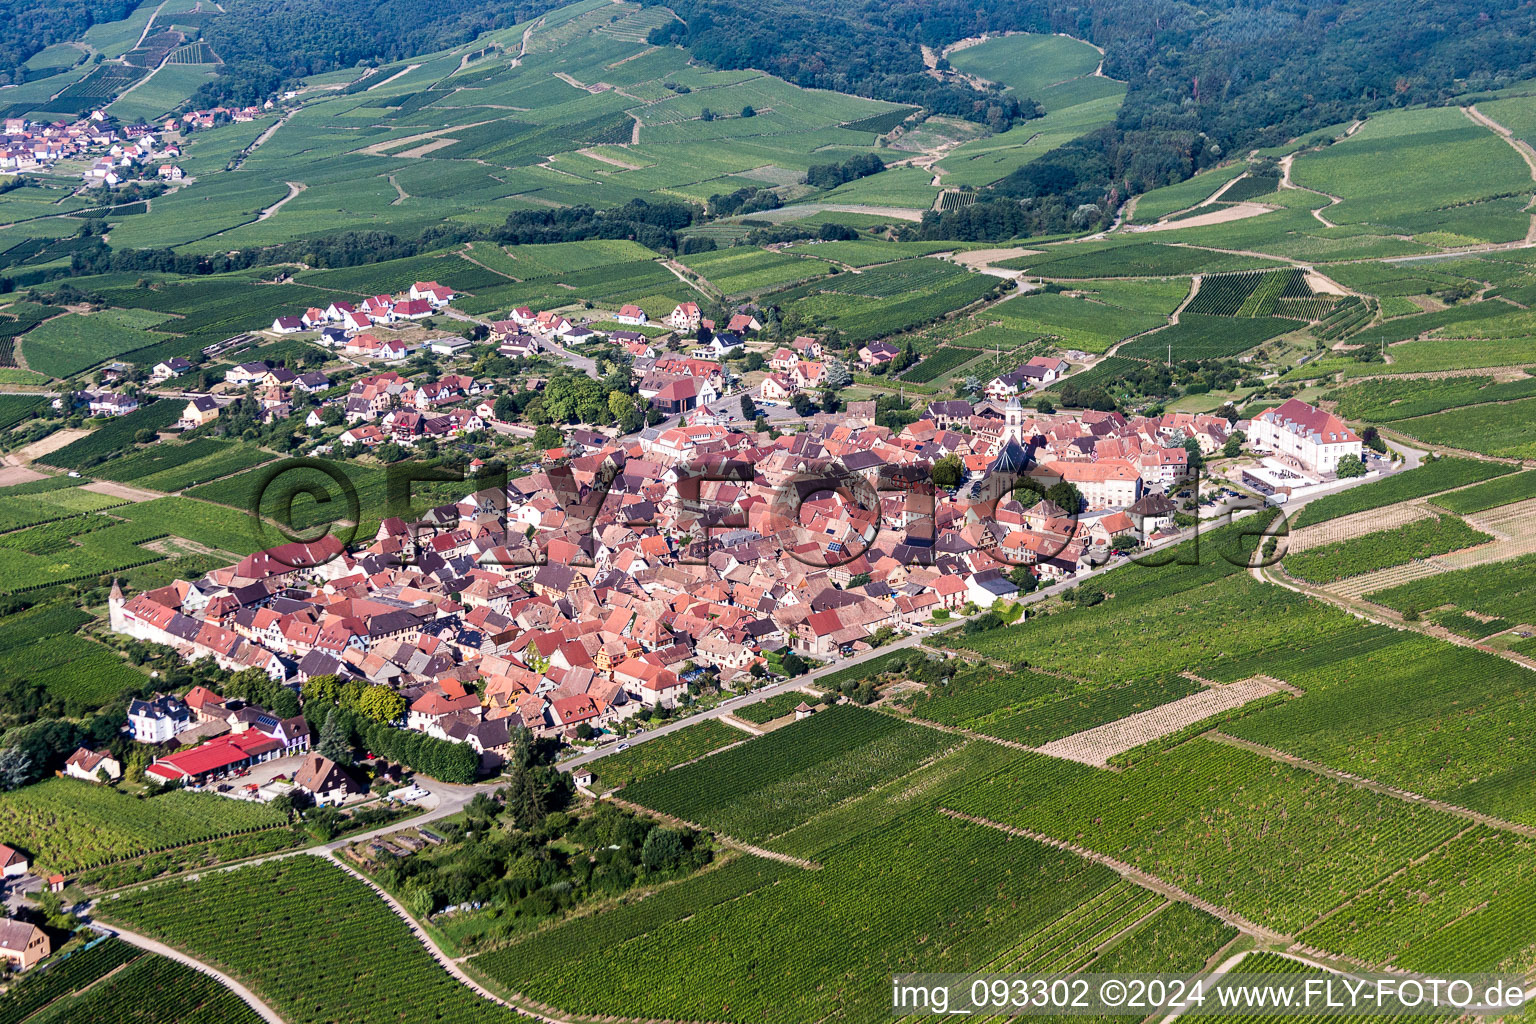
[1004,395,1025,445]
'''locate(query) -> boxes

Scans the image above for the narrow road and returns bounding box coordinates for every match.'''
[319,854,567,1022]
[105,924,286,1024]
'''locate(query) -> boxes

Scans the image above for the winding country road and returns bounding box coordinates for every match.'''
[107,925,286,1024]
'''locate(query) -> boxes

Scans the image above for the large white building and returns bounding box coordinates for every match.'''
[1249,398,1362,474]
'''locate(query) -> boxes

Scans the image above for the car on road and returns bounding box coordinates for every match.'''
[616,742,630,751]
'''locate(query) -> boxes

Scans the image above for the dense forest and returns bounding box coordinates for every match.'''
[0,0,138,83]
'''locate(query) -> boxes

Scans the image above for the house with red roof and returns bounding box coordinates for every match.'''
[1248,398,1362,475]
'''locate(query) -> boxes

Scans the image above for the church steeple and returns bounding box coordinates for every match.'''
[1004,395,1025,444]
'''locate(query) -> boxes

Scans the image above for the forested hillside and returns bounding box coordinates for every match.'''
[187,0,571,105]
[0,0,138,82]
[647,0,1536,221]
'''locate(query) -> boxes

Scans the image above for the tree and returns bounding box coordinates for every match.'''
[356,685,406,724]
[1335,453,1367,478]
[1045,481,1082,513]
[1035,397,1055,414]
[1007,565,1038,593]
[739,393,757,420]
[931,452,964,489]
[1183,436,1205,471]
[825,359,853,388]
[0,748,31,792]
[302,673,341,706]
[318,708,351,764]
[1222,432,1245,458]
[820,389,842,414]
[641,826,686,871]
[790,392,814,417]
[532,424,563,448]
[740,105,756,118]
[493,395,517,421]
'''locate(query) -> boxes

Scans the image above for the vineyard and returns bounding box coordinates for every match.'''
[947,572,1350,689]
[24,949,262,1024]
[0,937,140,1024]
[39,399,182,470]
[944,739,1470,933]
[1117,314,1295,360]
[89,438,274,492]
[1311,295,1376,340]
[938,189,976,211]
[473,809,1147,1022]
[0,778,288,873]
[1364,551,1536,631]
[902,664,1209,748]
[1431,471,1536,514]
[124,30,184,67]
[591,717,742,789]
[168,41,219,64]
[731,690,819,724]
[1329,373,1536,422]
[897,345,976,383]
[1281,513,1491,584]
[100,857,527,1024]
[621,704,960,841]
[1288,457,1515,528]
[1296,826,1536,971]
[1225,634,1536,822]
[1184,269,1314,318]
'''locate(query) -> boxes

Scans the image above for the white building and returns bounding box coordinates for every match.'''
[1249,398,1362,474]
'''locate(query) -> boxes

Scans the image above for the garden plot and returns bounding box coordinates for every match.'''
[1035,677,1287,766]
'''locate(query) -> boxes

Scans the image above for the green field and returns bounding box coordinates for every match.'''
[1290,106,1533,242]
[622,705,959,841]
[100,857,527,1024]
[592,718,744,789]
[0,779,288,873]
[1282,514,1492,584]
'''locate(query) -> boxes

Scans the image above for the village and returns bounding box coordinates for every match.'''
[78,266,1374,802]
